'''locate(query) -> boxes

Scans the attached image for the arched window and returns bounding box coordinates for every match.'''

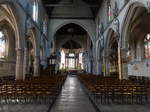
[0,31,6,59]
[144,34,150,58]
[69,53,75,69]
[107,0,113,23]
[33,0,38,22]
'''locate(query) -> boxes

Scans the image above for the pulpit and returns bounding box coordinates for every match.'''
[47,55,57,75]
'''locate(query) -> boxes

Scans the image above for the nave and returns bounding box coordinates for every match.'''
[0,0,150,112]
[50,76,96,112]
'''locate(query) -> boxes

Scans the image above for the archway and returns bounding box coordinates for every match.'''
[52,23,92,74]
[60,40,82,70]
[121,2,147,49]
[0,5,22,79]
[0,3,25,80]
[121,4,150,78]
[24,28,38,78]
[0,19,16,77]
[105,29,119,78]
[49,20,96,45]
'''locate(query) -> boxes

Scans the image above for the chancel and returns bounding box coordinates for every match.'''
[0,0,150,112]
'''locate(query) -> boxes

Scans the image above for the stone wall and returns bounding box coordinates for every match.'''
[95,0,149,77]
[128,60,150,77]
[0,0,49,79]
[0,61,16,76]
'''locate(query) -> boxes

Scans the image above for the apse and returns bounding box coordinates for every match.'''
[53,23,91,71]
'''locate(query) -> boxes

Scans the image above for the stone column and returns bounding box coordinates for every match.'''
[16,48,24,80]
[102,56,105,75]
[34,56,40,76]
[65,57,67,68]
[94,56,97,73]
[118,47,128,80]
[68,58,70,68]
[90,59,92,73]
[96,60,99,75]
[97,59,102,75]
[75,58,77,69]
[92,45,96,74]
[66,58,68,68]
[23,48,28,79]
[104,56,110,76]
[77,57,79,68]
[118,47,122,80]
[85,56,88,72]
[121,48,128,79]
[67,58,69,68]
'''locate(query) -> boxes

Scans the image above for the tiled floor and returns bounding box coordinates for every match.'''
[0,104,49,112]
[50,75,96,112]
[99,104,150,112]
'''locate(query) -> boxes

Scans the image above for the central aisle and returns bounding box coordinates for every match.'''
[50,76,96,112]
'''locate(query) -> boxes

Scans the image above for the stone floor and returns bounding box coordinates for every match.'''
[99,104,150,112]
[0,104,49,112]
[50,75,96,112]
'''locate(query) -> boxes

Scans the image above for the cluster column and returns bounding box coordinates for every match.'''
[16,48,24,80]
[23,48,28,78]
[120,48,128,79]
[104,56,110,76]
[34,56,40,76]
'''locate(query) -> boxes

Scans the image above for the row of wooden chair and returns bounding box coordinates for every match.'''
[0,76,15,83]
[129,75,150,85]
[0,75,67,104]
[79,74,149,104]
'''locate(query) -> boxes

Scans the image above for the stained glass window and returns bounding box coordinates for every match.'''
[69,53,75,69]
[144,34,150,58]
[107,0,113,23]
[33,0,38,22]
[0,31,6,58]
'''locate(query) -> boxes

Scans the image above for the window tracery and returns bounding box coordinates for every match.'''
[0,31,6,59]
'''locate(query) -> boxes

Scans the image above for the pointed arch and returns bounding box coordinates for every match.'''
[121,1,147,49]
[49,20,96,44]
[105,29,118,57]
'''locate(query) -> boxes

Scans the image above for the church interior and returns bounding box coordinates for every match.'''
[0,0,150,112]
